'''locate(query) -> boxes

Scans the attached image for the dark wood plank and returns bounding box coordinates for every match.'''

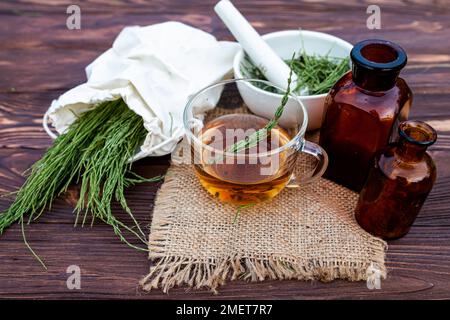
[1,0,449,13]
[2,1,450,94]
[1,0,450,299]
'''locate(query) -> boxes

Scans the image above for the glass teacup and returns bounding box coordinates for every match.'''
[183,79,328,205]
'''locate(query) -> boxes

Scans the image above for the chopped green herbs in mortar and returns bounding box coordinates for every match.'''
[0,99,163,253]
[241,49,350,95]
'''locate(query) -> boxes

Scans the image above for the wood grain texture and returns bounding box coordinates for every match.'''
[1,0,450,299]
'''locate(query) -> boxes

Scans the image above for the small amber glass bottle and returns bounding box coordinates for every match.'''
[355,121,437,240]
[319,39,413,191]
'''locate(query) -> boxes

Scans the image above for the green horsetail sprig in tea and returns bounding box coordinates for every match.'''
[214,55,295,162]
[0,100,163,251]
[226,65,294,156]
[229,47,348,159]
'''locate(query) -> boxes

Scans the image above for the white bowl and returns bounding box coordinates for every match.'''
[233,30,353,130]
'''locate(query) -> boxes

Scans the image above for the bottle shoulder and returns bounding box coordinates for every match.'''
[326,73,412,119]
[377,148,436,184]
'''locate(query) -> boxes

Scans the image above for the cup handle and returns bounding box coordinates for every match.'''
[286,140,329,188]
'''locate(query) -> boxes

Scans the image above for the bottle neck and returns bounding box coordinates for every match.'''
[350,40,407,92]
[396,140,427,162]
[352,65,400,91]
[396,121,437,162]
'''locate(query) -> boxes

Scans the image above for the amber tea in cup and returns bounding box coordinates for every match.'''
[195,113,293,204]
[184,79,328,205]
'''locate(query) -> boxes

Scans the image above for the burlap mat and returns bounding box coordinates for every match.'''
[140,159,387,293]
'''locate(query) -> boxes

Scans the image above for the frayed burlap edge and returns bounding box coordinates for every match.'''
[140,165,387,294]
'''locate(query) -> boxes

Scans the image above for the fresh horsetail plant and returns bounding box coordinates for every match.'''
[0,99,163,252]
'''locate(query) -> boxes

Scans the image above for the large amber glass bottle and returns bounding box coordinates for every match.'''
[319,39,412,191]
[355,121,437,240]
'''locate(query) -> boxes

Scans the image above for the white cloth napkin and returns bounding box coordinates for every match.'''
[44,21,239,160]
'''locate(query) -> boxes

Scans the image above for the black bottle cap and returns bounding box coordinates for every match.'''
[351,39,407,91]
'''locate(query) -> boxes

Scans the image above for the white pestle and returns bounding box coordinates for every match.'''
[214,0,298,90]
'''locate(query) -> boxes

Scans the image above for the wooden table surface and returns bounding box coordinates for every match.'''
[1,0,450,300]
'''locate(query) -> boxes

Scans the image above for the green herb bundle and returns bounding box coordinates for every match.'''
[0,99,162,251]
[241,49,350,95]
